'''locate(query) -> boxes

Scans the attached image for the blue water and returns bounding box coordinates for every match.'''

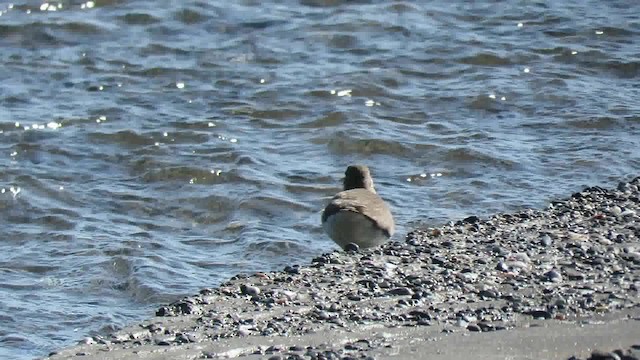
[0,1,639,359]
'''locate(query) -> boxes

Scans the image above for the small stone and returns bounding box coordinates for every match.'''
[467,324,482,332]
[344,243,360,252]
[621,209,637,217]
[507,261,530,272]
[540,234,553,246]
[316,310,331,320]
[526,310,552,319]
[496,261,509,272]
[588,350,621,360]
[478,289,499,299]
[563,267,585,280]
[545,269,563,283]
[240,284,261,296]
[477,322,495,332]
[456,319,468,328]
[154,337,173,346]
[610,206,623,216]
[511,253,531,263]
[463,215,479,224]
[490,245,507,255]
[388,287,413,296]
[80,337,94,345]
[617,182,630,192]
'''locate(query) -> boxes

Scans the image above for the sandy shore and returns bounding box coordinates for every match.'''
[44,178,640,360]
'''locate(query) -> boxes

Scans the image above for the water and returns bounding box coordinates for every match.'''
[0,0,639,358]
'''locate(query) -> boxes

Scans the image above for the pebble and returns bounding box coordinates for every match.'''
[467,323,482,332]
[586,350,622,360]
[539,233,553,246]
[545,269,563,283]
[496,261,509,272]
[240,284,261,296]
[610,206,623,216]
[344,243,360,252]
[563,267,585,280]
[79,337,94,345]
[388,287,413,296]
[154,337,173,346]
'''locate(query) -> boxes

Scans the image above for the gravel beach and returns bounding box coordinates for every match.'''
[44,177,640,360]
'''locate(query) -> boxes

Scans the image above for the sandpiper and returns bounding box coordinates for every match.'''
[321,165,395,250]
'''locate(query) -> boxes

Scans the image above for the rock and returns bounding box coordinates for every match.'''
[563,267,585,280]
[240,284,261,296]
[545,269,563,283]
[154,337,173,346]
[587,350,621,360]
[467,324,482,332]
[431,256,447,266]
[496,261,509,272]
[463,215,480,224]
[478,289,499,299]
[388,287,413,296]
[344,243,360,252]
[610,206,623,217]
[539,233,553,246]
[525,310,552,319]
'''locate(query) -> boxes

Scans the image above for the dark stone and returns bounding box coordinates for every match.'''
[199,288,215,295]
[467,324,481,332]
[344,243,360,252]
[155,338,172,346]
[478,289,499,299]
[545,269,563,283]
[563,267,585,280]
[587,350,621,360]
[156,307,170,316]
[477,322,495,332]
[441,240,454,248]
[525,310,552,319]
[388,287,413,296]
[408,310,431,320]
[463,215,480,224]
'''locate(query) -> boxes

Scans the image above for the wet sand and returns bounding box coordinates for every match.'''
[44,178,640,360]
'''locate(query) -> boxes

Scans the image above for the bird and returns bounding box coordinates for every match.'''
[321,165,395,250]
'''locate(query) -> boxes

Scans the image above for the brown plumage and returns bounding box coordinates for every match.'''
[321,165,394,249]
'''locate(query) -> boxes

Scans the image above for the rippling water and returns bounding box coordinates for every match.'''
[0,1,639,358]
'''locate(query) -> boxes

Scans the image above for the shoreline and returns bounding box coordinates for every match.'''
[44,177,640,360]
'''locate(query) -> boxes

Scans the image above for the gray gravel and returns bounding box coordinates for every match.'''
[44,177,640,359]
